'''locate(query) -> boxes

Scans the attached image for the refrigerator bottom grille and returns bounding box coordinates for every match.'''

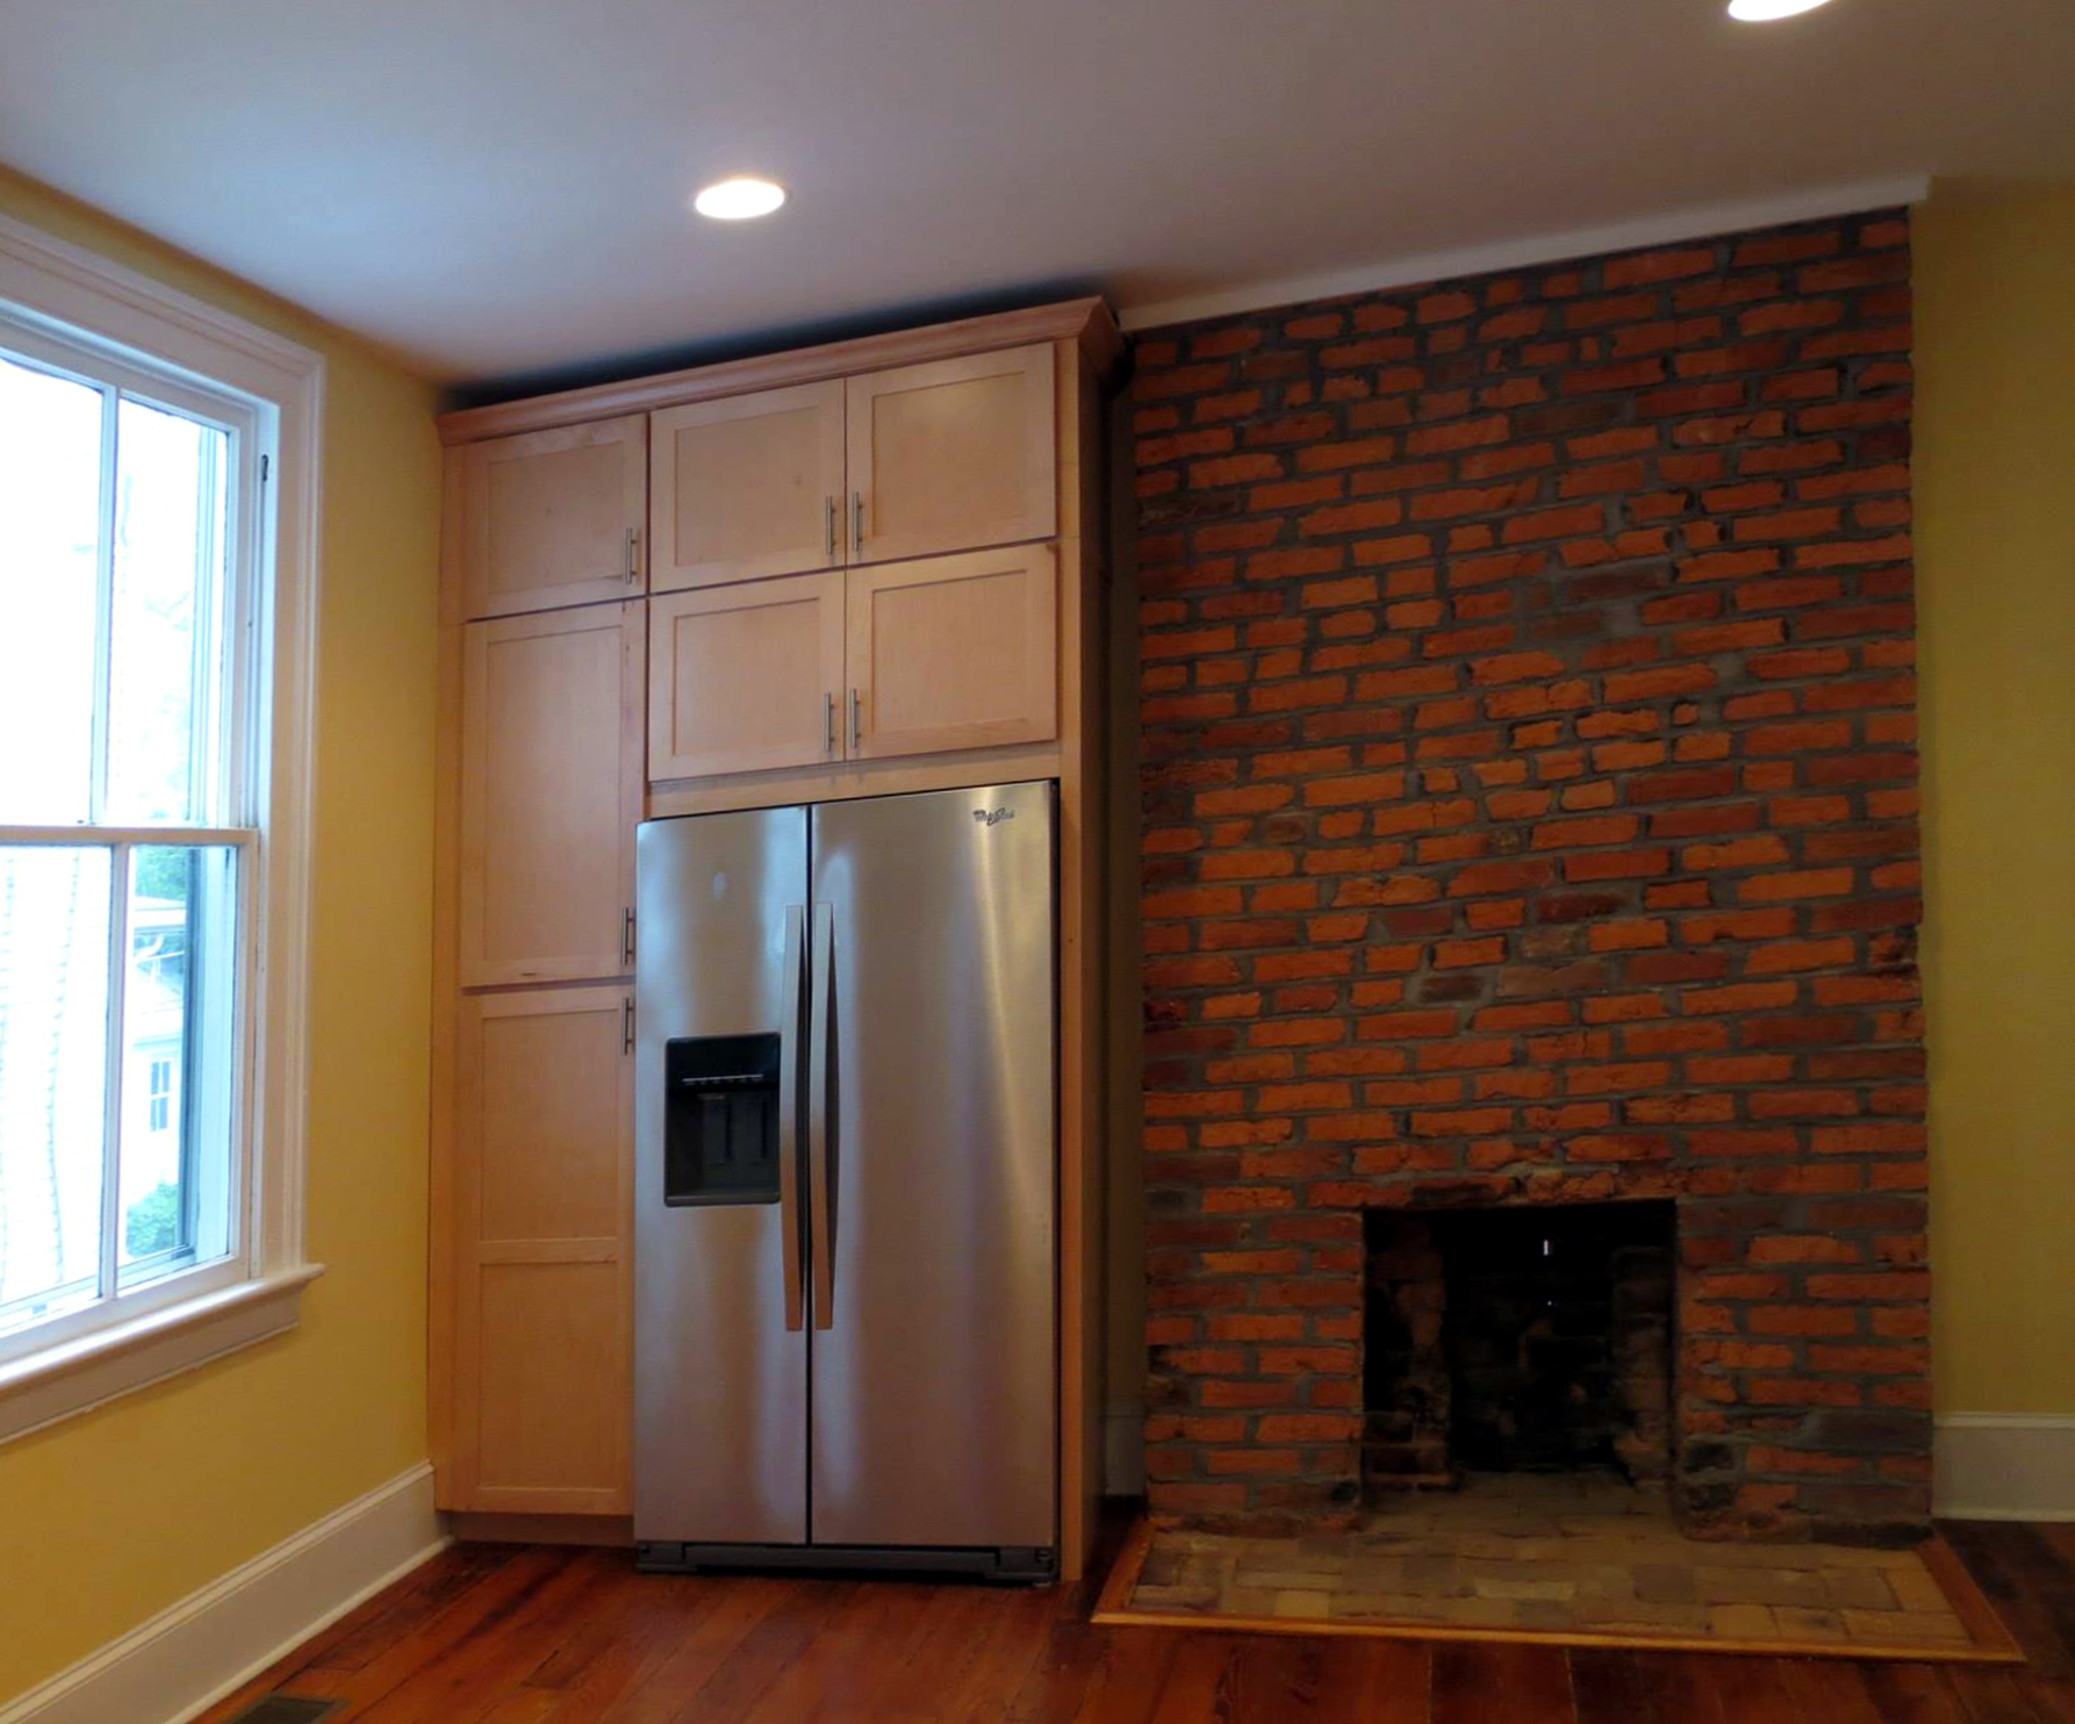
[635,1540,1057,1585]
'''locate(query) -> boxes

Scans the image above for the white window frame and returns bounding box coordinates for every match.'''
[0,210,324,1444]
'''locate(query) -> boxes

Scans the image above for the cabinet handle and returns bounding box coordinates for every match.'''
[622,996,635,1055]
[824,495,837,562]
[824,691,836,755]
[622,906,637,967]
[849,686,862,751]
[851,490,865,552]
[624,527,641,585]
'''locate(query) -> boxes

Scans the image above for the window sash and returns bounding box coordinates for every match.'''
[0,826,258,1367]
[0,321,261,832]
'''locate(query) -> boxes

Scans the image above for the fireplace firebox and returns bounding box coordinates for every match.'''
[1364,1201,1675,1501]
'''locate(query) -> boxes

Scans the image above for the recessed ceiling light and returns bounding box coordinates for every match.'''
[693,177,787,221]
[1727,0,1835,18]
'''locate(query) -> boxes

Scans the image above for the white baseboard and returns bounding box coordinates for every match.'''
[1935,1414,2075,1522]
[0,1461,447,1724]
[1104,1406,1145,1497]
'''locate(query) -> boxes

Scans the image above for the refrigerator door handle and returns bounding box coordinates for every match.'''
[778,904,807,1334]
[808,901,836,1331]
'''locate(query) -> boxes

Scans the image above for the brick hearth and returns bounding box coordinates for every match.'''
[1135,211,1927,1544]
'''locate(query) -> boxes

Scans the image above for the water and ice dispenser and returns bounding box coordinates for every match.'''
[662,1033,781,1205]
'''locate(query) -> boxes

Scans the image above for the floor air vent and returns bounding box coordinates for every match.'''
[219,1700,341,1724]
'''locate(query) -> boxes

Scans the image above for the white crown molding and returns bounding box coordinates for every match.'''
[1935,1413,2075,1522]
[0,1463,446,1724]
[1118,174,1932,334]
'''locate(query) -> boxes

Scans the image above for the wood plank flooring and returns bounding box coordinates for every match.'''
[193,1520,2075,1724]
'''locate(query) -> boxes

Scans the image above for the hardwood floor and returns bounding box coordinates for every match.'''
[194,1520,2075,1723]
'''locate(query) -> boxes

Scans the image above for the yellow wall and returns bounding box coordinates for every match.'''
[1916,182,2075,1417]
[0,171,442,1700]
[0,163,2064,1701]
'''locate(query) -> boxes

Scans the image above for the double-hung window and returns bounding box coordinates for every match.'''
[0,213,323,1439]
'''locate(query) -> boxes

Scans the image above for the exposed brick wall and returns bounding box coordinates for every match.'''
[1134,212,1926,1544]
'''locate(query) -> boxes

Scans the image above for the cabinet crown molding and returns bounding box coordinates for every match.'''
[439,296,1123,448]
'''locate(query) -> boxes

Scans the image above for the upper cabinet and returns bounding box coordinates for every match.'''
[846,345,1056,566]
[648,345,1058,587]
[847,545,1058,759]
[460,417,646,619]
[650,573,846,781]
[650,382,846,593]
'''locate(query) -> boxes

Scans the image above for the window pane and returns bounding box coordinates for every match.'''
[107,398,231,826]
[119,846,237,1281]
[0,354,102,824]
[0,846,111,1331]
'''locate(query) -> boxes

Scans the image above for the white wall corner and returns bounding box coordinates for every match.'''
[0,1463,447,1724]
[1935,1414,2075,1522]
[1104,1405,1146,1498]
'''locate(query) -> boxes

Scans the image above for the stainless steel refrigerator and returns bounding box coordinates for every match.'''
[632,781,1057,1581]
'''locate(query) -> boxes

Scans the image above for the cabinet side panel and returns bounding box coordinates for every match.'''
[1054,340,1110,1582]
[430,452,465,1503]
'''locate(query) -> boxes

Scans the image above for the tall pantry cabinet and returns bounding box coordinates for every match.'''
[429,300,1121,1579]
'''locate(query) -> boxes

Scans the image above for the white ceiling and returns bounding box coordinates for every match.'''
[1,0,2070,387]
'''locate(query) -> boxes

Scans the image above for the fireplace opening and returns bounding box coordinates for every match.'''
[1363,1201,1675,1501]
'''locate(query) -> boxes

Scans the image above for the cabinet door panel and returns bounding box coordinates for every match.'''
[453,987,632,1514]
[461,417,646,618]
[460,603,645,986]
[651,382,846,592]
[650,573,844,781]
[846,344,1054,565]
[847,546,1057,759]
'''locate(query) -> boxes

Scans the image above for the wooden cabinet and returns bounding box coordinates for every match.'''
[650,382,846,592]
[459,603,645,986]
[434,299,1119,1576]
[647,549,1056,782]
[448,987,633,1514]
[847,546,1058,759]
[649,347,1054,590]
[460,418,646,618]
[847,344,1055,566]
[650,573,845,780]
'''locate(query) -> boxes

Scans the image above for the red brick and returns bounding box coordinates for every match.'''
[1131,219,1923,1529]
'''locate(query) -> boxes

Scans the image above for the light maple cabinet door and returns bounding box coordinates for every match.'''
[846,544,1058,759]
[845,344,1056,566]
[450,987,632,1514]
[460,417,646,619]
[650,381,847,592]
[459,603,645,986]
[650,573,845,781]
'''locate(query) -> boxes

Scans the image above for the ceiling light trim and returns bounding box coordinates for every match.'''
[1116,173,1929,333]
[1728,0,1835,19]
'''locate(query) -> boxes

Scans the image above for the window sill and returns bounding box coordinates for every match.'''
[0,1263,325,1446]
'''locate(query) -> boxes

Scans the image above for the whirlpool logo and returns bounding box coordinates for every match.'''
[971,806,1016,827]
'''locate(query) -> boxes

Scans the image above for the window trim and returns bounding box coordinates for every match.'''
[0,209,326,1445]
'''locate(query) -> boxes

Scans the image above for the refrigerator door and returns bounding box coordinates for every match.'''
[807,782,1057,1551]
[634,807,809,1546]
